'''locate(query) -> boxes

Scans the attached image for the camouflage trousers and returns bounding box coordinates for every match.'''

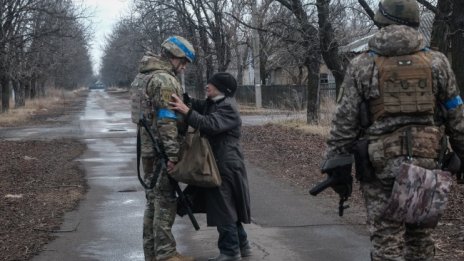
[142,157,178,261]
[361,158,437,261]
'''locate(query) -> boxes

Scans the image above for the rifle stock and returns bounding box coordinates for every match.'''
[309,175,336,196]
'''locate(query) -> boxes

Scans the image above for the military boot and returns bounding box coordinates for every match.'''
[162,253,195,261]
[208,253,241,261]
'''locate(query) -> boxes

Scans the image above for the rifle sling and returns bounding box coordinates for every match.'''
[137,124,156,189]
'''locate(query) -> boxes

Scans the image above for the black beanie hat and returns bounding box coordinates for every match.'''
[207,72,237,97]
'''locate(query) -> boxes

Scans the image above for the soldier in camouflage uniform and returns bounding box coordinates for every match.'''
[130,36,196,261]
[322,0,464,260]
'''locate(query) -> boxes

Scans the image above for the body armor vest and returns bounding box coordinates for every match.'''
[370,51,434,121]
[130,73,155,124]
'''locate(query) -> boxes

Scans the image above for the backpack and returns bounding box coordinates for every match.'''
[370,51,435,122]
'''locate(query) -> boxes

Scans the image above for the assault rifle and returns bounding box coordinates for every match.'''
[309,175,350,217]
[309,155,353,217]
[139,117,200,231]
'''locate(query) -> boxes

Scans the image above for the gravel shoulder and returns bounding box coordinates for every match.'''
[0,92,88,261]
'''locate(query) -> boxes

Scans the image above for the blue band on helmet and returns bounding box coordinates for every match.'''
[157,108,177,120]
[444,95,463,110]
[167,37,195,62]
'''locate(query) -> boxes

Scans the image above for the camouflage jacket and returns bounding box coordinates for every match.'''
[326,25,464,160]
[134,52,183,161]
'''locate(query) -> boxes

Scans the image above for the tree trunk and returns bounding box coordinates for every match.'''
[236,45,248,86]
[450,0,464,93]
[275,0,322,123]
[38,79,46,97]
[30,77,37,99]
[430,0,451,53]
[194,63,205,98]
[306,61,321,124]
[316,0,345,94]
[12,80,20,108]
[24,79,31,100]
[1,75,10,113]
[16,79,26,107]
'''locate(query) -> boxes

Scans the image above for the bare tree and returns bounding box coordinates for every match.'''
[273,0,321,123]
[100,18,145,87]
[0,0,93,112]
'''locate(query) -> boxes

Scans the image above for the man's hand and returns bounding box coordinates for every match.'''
[326,166,353,198]
[320,155,354,198]
[311,155,353,216]
[169,94,190,115]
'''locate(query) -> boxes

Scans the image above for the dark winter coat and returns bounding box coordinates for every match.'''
[185,96,251,226]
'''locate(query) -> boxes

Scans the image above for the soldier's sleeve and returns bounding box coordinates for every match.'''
[433,52,464,157]
[325,60,363,158]
[147,73,182,162]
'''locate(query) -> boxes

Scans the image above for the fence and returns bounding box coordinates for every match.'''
[235,83,336,109]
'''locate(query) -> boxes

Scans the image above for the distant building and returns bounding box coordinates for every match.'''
[339,13,435,54]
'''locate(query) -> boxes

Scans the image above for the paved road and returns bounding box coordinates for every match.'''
[1,90,370,261]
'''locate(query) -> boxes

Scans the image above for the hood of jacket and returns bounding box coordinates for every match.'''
[368,25,426,56]
[138,52,173,74]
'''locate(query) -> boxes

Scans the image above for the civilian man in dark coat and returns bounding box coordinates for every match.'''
[169,72,252,261]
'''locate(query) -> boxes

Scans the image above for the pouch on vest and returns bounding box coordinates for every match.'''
[383,163,452,228]
[370,52,435,121]
[368,125,443,169]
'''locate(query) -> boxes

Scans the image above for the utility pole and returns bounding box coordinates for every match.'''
[251,0,262,108]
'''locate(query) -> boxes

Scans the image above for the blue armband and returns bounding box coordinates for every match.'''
[157,108,177,120]
[444,95,463,110]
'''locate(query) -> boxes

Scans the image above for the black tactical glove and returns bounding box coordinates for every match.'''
[442,152,463,184]
[326,165,353,198]
[312,155,353,216]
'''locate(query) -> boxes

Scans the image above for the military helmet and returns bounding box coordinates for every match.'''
[374,0,420,27]
[161,36,196,63]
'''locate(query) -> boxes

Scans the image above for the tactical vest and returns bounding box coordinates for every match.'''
[370,51,435,121]
[367,51,445,165]
[130,73,155,124]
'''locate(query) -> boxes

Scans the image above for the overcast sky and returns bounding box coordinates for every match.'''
[77,0,131,74]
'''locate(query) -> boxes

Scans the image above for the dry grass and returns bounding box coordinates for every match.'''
[105,86,129,93]
[276,97,337,138]
[238,104,302,116]
[0,88,86,126]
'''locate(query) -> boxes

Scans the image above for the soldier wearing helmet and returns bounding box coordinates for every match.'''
[130,35,196,261]
[320,0,464,260]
